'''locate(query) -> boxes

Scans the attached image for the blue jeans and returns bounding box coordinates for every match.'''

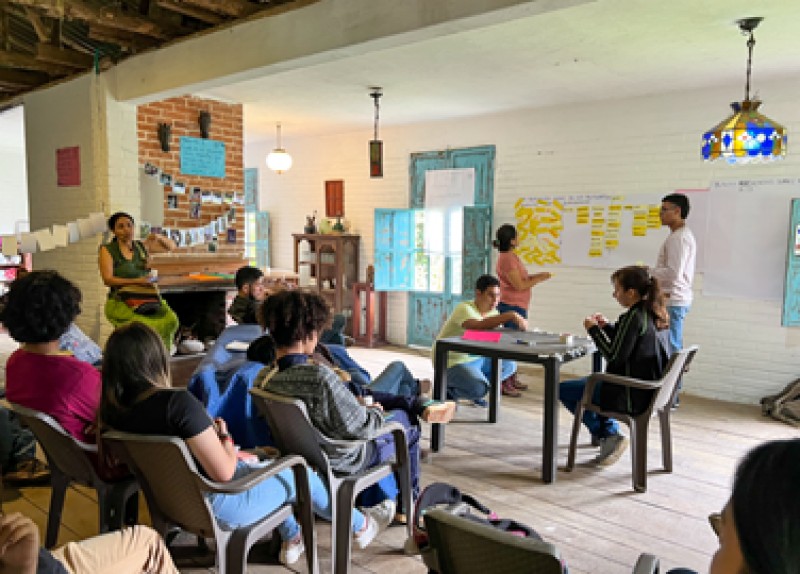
[497,302,528,329]
[359,409,421,507]
[445,357,517,401]
[368,361,421,397]
[558,377,620,438]
[209,463,366,540]
[667,305,690,352]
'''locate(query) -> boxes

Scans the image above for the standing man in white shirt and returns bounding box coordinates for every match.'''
[652,193,696,355]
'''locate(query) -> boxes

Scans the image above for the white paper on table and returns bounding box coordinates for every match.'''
[1,235,17,256]
[51,225,69,247]
[89,212,107,234]
[19,233,38,254]
[77,218,93,238]
[34,229,56,251]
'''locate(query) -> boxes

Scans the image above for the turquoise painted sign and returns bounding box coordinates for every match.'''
[180,137,226,178]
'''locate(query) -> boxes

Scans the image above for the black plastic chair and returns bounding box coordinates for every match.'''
[9,403,139,548]
[422,508,661,574]
[250,387,413,574]
[566,345,699,492]
[104,430,318,574]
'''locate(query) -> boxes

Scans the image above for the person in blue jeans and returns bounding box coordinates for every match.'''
[256,290,422,522]
[99,322,388,567]
[558,266,670,467]
[323,343,432,397]
[433,274,526,407]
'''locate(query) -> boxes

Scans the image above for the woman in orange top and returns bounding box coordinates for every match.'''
[493,224,552,395]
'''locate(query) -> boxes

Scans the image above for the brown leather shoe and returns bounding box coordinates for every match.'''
[501,378,522,397]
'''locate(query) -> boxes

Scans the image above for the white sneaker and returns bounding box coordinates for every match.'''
[594,434,628,467]
[279,532,305,565]
[354,515,379,549]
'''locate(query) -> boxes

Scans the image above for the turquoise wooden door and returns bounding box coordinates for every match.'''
[782,198,800,326]
[406,146,495,347]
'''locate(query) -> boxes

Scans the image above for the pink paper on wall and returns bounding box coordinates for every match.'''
[462,330,502,343]
[56,146,80,187]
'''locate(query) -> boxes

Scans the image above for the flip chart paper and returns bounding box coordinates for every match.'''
[51,225,69,247]
[1,236,17,256]
[19,233,37,254]
[67,222,80,243]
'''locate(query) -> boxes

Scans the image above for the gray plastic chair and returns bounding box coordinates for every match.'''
[422,508,661,574]
[250,387,413,574]
[104,431,317,574]
[566,345,699,492]
[8,403,139,548]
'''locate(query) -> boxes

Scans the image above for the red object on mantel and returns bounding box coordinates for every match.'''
[352,281,387,348]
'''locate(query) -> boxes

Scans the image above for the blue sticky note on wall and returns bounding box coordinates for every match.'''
[180,137,226,178]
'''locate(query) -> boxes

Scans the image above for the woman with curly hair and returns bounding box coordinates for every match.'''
[98,211,179,352]
[0,271,105,463]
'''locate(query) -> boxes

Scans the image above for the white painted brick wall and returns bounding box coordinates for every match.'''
[23,76,138,344]
[247,75,800,405]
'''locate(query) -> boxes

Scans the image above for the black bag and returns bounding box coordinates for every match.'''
[117,285,162,316]
[411,482,542,551]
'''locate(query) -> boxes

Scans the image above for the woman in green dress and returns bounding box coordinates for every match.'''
[98,211,179,351]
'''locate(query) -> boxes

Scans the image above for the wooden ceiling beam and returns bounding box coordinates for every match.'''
[23,6,50,41]
[179,0,259,18]
[155,0,224,25]
[87,24,160,52]
[0,66,48,87]
[5,1,64,20]
[35,42,94,68]
[0,49,70,74]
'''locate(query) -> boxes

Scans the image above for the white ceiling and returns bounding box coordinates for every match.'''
[196,0,800,143]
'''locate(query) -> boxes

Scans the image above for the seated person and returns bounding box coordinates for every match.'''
[558,265,670,467]
[0,406,50,485]
[101,322,390,565]
[1,272,101,447]
[228,266,267,325]
[248,335,454,426]
[98,211,179,352]
[255,290,423,515]
[0,512,178,574]
[667,438,800,574]
[434,274,525,406]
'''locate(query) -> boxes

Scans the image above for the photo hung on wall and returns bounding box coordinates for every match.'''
[213,191,223,205]
[201,190,213,203]
[227,206,236,222]
[191,187,202,202]
[219,216,227,231]
[224,192,234,204]
[159,172,173,186]
[150,226,163,236]
[227,228,236,243]
[144,162,159,176]
[190,202,201,219]
[170,229,182,246]
[183,230,193,246]
[173,181,186,194]
[139,223,151,239]
[193,229,203,245]
[167,194,178,209]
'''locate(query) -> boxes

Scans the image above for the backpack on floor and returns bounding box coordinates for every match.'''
[410,482,542,552]
[761,378,800,427]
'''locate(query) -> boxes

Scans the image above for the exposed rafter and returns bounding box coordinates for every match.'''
[0,49,71,74]
[155,0,223,25]
[179,0,259,18]
[0,66,48,88]
[35,42,94,68]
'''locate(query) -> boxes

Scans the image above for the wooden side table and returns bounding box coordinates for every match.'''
[352,282,387,348]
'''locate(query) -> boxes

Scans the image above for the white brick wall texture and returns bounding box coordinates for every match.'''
[247,75,800,405]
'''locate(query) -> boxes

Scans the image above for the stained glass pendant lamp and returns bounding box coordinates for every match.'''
[702,17,787,164]
[266,122,293,174]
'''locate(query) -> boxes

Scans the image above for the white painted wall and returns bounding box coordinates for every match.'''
[0,107,29,236]
[246,76,800,405]
[23,75,138,343]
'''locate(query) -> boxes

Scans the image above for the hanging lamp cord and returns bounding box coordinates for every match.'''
[372,91,381,140]
[744,30,755,102]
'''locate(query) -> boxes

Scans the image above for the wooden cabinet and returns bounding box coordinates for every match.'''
[293,233,360,332]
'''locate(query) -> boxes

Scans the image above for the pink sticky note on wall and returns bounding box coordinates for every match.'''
[462,330,502,343]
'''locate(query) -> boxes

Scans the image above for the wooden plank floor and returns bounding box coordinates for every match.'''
[3,344,797,573]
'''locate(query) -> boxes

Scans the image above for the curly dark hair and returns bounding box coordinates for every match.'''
[107,211,134,231]
[259,290,330,348]
[0,270,81,343]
